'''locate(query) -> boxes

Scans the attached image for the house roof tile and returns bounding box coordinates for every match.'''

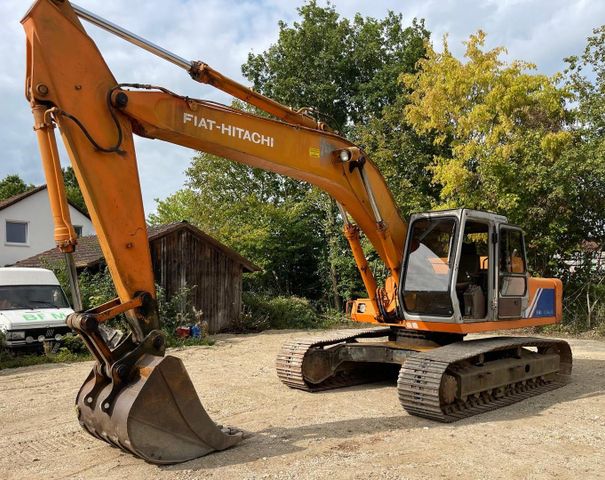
[14,221,260,273]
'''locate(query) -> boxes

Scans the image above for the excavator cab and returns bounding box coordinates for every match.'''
[398,208,529,323]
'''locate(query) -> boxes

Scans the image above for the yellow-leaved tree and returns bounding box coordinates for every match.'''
[400,31,598,275]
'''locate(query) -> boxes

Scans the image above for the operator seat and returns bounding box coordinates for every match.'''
[457,242,480,285]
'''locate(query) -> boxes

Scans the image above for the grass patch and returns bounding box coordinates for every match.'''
[0,331,217,370]
[0,349,91,370]
[166,336,216,348]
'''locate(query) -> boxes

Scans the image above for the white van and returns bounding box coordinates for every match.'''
[0,268,74,349]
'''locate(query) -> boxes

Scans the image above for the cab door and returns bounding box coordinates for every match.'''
[497,225,529,318]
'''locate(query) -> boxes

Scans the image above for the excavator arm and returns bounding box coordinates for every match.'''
[21,0,407,464]
[23,0,407,321]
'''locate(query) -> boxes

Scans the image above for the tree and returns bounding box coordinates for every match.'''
[560,26,605,329]
[154,2,431,308]
[243,1,428,131]
[151,155,327,299]
[400,31,596,275]
[240,1,430,305]
[0,174,34,201]
[0,169,87,215]
[354,94,442,218]
[62,166,88,215]
[564,25,605,245]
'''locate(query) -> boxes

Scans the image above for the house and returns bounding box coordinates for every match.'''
[0,185,94,266]
[16,221,260,333]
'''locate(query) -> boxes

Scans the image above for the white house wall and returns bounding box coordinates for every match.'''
[0,190,94,266]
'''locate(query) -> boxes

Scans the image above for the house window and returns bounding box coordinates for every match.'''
[6,221,28,244]
[74,225,83,237]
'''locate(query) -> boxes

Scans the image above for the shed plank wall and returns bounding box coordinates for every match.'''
[150,229,242,333]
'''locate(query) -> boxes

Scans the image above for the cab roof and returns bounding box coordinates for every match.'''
[409,208,508,224]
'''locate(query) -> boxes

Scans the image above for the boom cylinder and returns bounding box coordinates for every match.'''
[70,2,326,131]
[71,3,191,69]
[31,105,77,252]
[343,223,378,311]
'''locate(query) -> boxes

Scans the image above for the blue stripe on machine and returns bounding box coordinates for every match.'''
[531,288,555,317]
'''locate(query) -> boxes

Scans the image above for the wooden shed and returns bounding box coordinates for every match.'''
[148,222,259,332]
[15,221,260,333]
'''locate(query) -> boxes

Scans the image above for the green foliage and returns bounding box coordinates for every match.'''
[59,333,88,354]
[355,94,441,219]
[565,25,605,135]
[564,25,605,246]
[399,31,604,276]
[553,25,605,332]
[0,174,34,200]
[243,1,428,130]
[0,333,91,370]
[151,156,329,300]
[156,284,201,335]
[62,166,88,215]
[44,261,116,310]
[155,284,215,347]
[78,268,117,309]
[184,158,324,298]
[153,2,429,309]
[0,170,86,217]
[239,293,350,331]
[241,292,320,329]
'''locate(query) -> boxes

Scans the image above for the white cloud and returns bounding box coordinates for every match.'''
[0,0,603,214]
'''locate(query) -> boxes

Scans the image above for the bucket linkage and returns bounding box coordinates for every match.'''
[67,292,242,464]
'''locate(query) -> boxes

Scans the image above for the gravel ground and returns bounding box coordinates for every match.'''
[0,330,604,480]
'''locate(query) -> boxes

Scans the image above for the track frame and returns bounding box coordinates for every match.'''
[276,328,573,422]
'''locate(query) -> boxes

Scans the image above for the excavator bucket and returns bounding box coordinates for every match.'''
[75,354,243,464]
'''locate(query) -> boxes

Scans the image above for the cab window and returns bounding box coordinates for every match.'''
[402,217,456,316]
[499,228,526,296]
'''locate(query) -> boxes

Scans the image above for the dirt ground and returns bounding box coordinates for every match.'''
[1,330,604,480]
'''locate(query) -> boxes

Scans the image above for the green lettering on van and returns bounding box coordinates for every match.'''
[51,312,66,320]
[22,313,39,321]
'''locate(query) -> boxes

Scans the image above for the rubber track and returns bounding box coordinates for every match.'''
[397,336,572,422]
[276,328,392,391]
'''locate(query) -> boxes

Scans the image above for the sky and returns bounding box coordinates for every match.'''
[1,0,603,214]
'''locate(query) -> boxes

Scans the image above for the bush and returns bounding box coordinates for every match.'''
[60,333,88,354]
[156,284,200,335]
[42,261,117,311]
[241,293,325,330]
[78,268,117,309]
[318,309,350,329]
[0,334,91,370]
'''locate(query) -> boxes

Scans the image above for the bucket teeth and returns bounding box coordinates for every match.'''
[76,354,242,464]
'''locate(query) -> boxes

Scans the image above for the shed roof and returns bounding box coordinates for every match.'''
[14,221,260,273]
[0,185,90,218]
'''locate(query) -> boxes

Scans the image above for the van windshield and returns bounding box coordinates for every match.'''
[0,285,70,310]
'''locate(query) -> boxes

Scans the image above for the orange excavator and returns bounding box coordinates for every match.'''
[22,0,572,465]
